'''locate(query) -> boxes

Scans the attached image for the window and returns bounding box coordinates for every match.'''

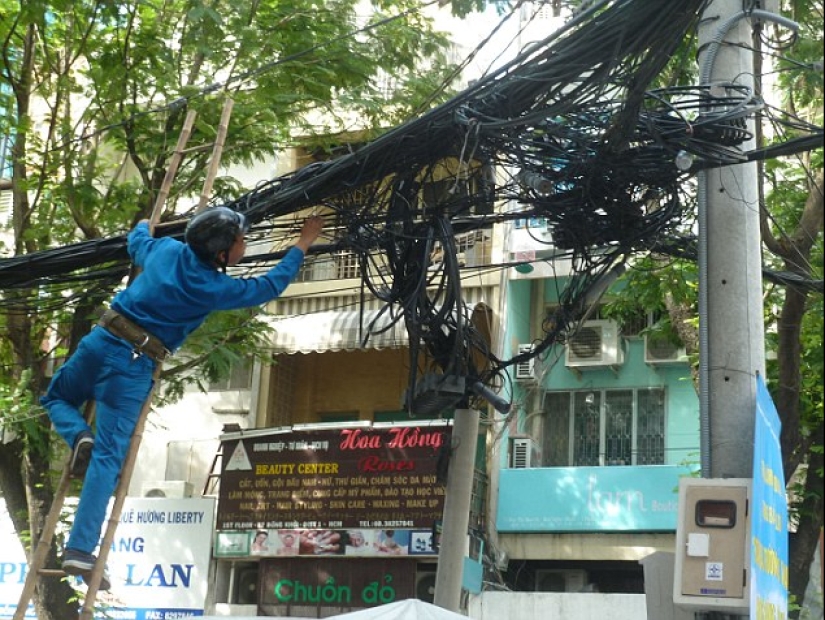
[541,388,665,467]
[297,255,335,282]
[208,360,252,391]
[335,250,359,279]
[419,166,494,216]
[429,229,492,268]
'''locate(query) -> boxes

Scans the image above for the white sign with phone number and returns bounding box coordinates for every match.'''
[1,497,215,619]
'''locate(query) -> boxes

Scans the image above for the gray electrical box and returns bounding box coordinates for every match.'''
[673,477,752,614]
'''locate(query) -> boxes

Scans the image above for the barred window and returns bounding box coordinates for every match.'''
[541,388,665,467]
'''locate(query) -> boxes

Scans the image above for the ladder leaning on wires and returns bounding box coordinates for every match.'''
[14,98,234,619]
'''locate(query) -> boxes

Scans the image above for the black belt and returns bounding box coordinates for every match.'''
[98,308,170,363]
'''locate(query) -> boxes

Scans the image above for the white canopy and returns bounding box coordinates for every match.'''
[326,599,467,620]
[201,598,467,620]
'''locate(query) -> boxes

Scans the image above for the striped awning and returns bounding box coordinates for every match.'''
[266,300,493,355]
[266,307,410,354]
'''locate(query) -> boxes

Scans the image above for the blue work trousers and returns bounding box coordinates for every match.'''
[41,326,155,554]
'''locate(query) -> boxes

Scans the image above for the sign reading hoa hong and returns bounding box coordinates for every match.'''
[217,424,451,531]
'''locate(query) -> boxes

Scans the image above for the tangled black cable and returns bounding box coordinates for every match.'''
[1,0,822,399]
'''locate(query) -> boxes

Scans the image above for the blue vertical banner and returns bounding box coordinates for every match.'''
[751,375,789,620]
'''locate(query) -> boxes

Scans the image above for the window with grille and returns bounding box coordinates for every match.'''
[335,250,359,279]
[541,388,665,467]
[420,166,494,216]
[373,69,398,98]
[430,229,492,268]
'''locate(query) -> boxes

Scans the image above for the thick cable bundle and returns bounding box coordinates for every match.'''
[1,0,820,398]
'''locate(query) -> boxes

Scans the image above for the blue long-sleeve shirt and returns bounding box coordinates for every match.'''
[111,221,304,351]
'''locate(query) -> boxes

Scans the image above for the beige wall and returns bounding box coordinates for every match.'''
[268,348,411,424]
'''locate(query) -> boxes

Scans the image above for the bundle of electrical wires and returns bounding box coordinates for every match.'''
[1,0,821,395]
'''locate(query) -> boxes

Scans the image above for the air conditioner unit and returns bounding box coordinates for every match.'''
[644,334,687,364]
[514,343,537,382]
[415,571,437,604]
[510,437,534,469]
[141,480,194,499]
[565,320,623,368]
[535,569,588,592]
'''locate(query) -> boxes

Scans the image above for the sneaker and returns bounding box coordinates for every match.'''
[82,567,112,592]
[62,548,111,591]
[69,431,94,479]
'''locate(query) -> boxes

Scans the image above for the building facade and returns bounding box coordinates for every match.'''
[486,215,698,601]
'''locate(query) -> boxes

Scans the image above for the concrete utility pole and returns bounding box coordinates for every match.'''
[697,0,766,481]
[434,408,480,612]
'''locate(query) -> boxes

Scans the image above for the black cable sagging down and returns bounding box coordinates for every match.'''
[1,0,821,396]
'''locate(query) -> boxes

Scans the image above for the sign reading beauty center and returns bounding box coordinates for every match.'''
[217,423,451,530]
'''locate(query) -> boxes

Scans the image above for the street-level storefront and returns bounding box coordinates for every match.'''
[212,424,449,613]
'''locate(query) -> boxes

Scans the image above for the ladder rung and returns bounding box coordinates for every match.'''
[37,568,67,577]
[180,144,213,154]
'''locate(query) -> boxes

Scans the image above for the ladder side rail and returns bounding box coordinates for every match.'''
[12,432,81,620]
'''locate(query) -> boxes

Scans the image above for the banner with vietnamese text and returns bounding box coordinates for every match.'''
[750,375,788,620]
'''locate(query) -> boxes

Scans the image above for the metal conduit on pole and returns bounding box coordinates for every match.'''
[696,1,797,480]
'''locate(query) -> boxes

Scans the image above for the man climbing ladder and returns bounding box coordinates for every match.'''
[15,101,325,616]
[41,207,324,592]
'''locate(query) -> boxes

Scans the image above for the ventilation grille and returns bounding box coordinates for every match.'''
[510,437,534,468]
[514,344,536,382]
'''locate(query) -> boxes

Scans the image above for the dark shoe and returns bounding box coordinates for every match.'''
[62,548,111,591]
[82,568,112,592]
[69,431,94,479]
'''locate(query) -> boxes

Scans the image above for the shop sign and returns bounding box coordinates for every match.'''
[217,425,450,531]
[257,558,416,615]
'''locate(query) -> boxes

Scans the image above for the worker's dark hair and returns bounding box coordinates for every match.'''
[184,207,249,271]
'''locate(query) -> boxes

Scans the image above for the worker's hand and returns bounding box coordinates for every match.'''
[295,215,325,253]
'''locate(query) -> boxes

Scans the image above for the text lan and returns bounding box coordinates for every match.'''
[125,563,193,587]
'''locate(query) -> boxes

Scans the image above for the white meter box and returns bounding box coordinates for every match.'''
[673,477,751,614]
